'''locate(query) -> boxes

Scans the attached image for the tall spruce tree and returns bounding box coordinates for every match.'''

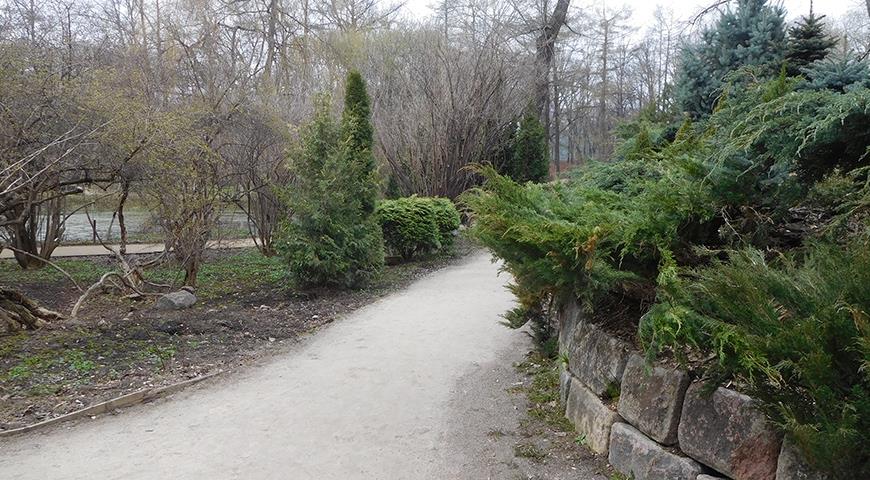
[503,113,549,183]
[675,0,787,117]
[785,13,837,76]
[277,71,384,288]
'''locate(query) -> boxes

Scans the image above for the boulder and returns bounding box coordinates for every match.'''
[697,476,728,480]
[155,290,197,311]
[567,321,632,396]
[608,422,703,480]
[617,354,690,445]
[776,437,829,480]
[679,383,782,480]
[565,376,621,454]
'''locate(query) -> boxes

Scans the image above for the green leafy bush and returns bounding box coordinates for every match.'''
[643,239,870,477]
[377,197,440,259]
[429,197,461,246]
[376,196,460,260]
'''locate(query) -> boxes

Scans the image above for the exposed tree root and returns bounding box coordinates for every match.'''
[0,288,63,335]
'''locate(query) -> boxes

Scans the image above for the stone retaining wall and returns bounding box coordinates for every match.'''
[556,301,827,480]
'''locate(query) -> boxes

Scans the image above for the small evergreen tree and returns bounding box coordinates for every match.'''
[802,53,870,92]
[675,0,787,117]
[503,113,549,183]
[277,71,384,288]
[785,13,837,76]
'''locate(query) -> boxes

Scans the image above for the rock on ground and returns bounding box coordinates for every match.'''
[155,290,197,311]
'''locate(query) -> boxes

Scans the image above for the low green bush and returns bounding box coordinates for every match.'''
[376,196,459,260]
[429,197,461,246]
[465,72,870,476]
[643,239,870,477]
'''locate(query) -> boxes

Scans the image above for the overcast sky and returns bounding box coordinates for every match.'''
[400,0,865,29]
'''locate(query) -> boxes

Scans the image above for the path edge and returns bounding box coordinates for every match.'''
[0,370,223,439]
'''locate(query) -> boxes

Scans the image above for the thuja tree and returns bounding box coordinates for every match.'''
[676,0,787,117]
[502,113,550,183]
[785,13,837,76]
[277,72,384,288]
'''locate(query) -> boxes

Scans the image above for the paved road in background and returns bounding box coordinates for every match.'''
[0,239,255,259]
[0,252,608,479]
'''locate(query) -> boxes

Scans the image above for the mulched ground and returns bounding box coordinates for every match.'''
[0,241,476,430]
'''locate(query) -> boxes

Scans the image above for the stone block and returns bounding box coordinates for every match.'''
[559,368,572,405]
[608,422,702,480]
[617,354,690,445]
[557,301,583,353]
[567,321,631,396]
[565,376,621,454]
[679,383,782,480]
[776,437,829,480]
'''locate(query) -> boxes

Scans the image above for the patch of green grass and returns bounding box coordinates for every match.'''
[3,353,56,380]
[144,344,176,369]
[148,248,286,299]
[516,353,574,432]
[604,381,621,403]
[63,350,97,373]
[574,434,587,447]
[514,442,547,462]
[0,257,112,284]
[27,383,62,397]
[0,332,27,358]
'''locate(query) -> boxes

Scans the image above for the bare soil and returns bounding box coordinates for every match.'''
[0,242,476,431]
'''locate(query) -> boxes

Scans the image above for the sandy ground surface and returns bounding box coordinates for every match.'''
[0,238,254,259]
[0,252,609,479]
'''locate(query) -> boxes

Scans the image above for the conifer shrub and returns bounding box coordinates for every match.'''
[376,196,460,260]
[466,63,870,476]
[501,112,549,183]
[429,197,461,246]
[276,72,384,288]
[377,197,440,260]
[642,238,870,478]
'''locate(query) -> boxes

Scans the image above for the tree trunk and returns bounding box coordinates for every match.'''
[535,0,571,140]
[552,57,561,175]
[118,179,130,255]
[0,288,62,335]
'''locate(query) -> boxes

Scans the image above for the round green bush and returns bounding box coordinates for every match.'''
[429,197,461,246]
[376,196,460,260]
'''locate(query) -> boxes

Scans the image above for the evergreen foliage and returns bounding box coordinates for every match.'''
[801,53,870,92]
[785,13,837,75]
[644,241,870,478]
[341,70,379,214]
[276,74,384,288]
[376,196,459,260]
[465,70,870,476]
[429,197,461,246]
[502,113,549,183]
[376,197,441,260]
[675,0,787,117]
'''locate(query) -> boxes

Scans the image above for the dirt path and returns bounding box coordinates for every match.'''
[0,252,608,479]
[0,238,254,259]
